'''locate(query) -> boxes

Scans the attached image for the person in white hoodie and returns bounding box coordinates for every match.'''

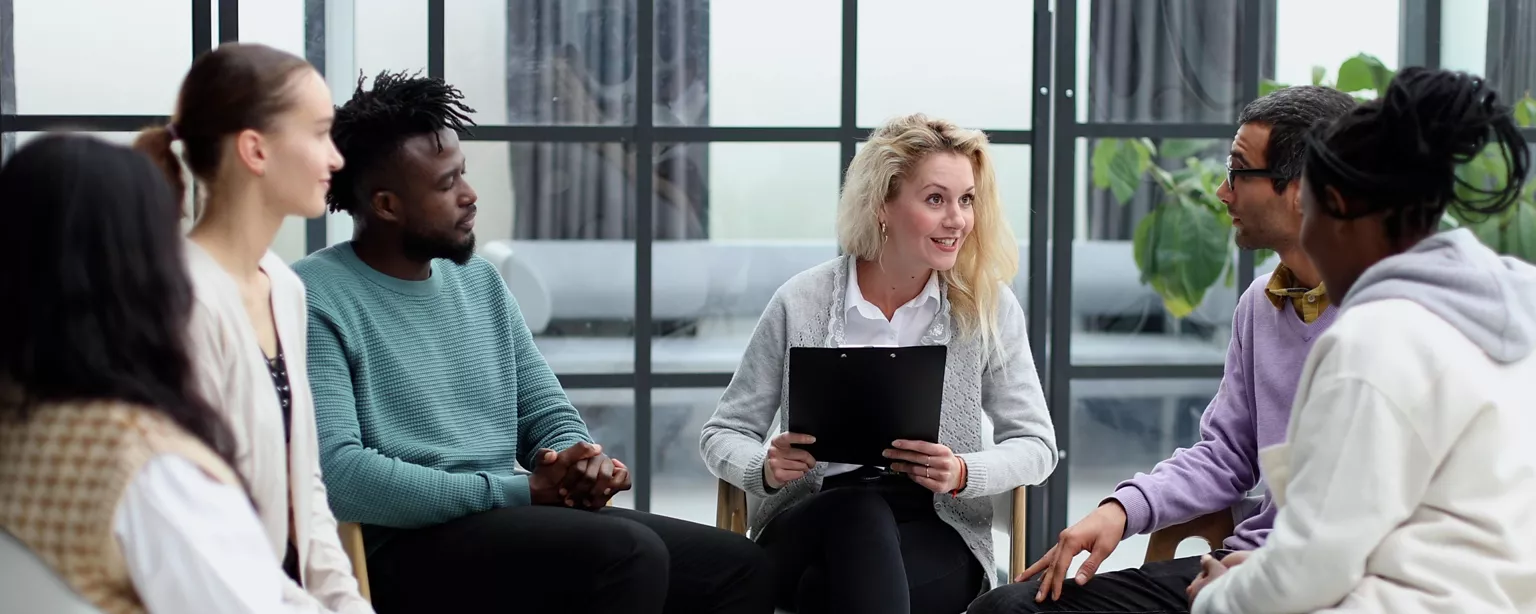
[1189,67,1536,613]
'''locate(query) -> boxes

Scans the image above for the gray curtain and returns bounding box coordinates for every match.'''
[652,0,709,239]
[506,0,707,240]
[1085,0,1276,242]
[1485,0,1536,99]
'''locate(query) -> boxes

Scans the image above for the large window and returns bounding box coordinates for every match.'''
[1,0,1524,571]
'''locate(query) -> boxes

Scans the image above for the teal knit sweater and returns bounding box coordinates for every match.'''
[294,243,592,535]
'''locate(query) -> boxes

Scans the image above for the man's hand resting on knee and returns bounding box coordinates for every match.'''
[529,442,633,509]
[1015,501,1128,602]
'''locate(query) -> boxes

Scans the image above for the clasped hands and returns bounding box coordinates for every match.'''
[529,441,632,509]
[763,432,967,494]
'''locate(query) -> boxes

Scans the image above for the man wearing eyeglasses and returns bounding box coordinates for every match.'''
[969,86,1358,614]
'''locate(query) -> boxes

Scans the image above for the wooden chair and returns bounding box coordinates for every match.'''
[1142,509,1235,563]
[338,522,371,602]
[716,479,1031,581]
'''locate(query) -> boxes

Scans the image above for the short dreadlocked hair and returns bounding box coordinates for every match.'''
[327,70,476,214]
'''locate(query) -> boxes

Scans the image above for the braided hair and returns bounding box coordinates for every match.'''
[1302,67,1529,245]
[327,70,477,214]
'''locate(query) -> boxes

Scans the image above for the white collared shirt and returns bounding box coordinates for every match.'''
[825,259,941,477]
[114,455,328,613]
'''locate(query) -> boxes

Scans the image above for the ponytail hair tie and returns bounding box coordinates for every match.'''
[165,123,180,141]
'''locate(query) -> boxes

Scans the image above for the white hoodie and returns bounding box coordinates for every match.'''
[1194,229,1536,613]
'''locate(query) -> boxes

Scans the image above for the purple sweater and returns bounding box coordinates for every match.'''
[1110,274,1338,550]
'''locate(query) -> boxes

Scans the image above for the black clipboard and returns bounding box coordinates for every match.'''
[786,345,946,467]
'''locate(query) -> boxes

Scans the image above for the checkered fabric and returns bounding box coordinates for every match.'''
[0,401,240,614]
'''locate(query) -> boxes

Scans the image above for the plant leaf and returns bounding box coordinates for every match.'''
[1251,248,1276,269]
[1159,138,1210,161]
[1091,139,1152,205]
[1336,53,1393,95]
[1311,65,1327,86]
[1133,200,1232,318]
[1149,165,1177,191]
[1466,200,1536,263]
[1506,201,1536,264]
[1260,79,1289,96]
[1452,143,1512,222]
[1516,94,1536,128]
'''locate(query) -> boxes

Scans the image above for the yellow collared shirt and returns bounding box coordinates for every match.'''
[1266,263,1330,323]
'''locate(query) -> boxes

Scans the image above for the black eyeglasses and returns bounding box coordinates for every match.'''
[1226,156,1284,187]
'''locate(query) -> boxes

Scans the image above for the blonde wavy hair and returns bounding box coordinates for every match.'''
[837,113,1019,358]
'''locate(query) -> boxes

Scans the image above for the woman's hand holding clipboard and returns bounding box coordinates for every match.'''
[884,439,968,495]
[764,432,818,489]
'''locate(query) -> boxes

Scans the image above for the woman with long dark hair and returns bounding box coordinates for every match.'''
[1188,68,1536,612]
[0,134,324,613]
[133,42,368,614]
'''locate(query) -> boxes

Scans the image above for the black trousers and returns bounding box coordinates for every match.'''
[759,468,984,614]
[367,505,775,614]
[967,552,1230,614]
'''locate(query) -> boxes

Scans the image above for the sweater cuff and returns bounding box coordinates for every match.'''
[742,449,775,497]
[1109,485,1153,539]
[501,474,532,507]
[956,452,989,498]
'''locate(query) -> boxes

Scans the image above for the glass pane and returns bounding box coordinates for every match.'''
[1072,138,1233,366]
[1272,0,1400,94]
[652,388,725,526]
[1442,0,1536,101]
[1075,0,1252,124]
[320,0,431,248]
[655,0,840,127]
[16,130,312,263]
[993,144,1033,305]
[1440,1,1490,78]
[445,0,636,126]
[1067,378,1220,573]
[649,141,840,375]
[564,388,638,510]
[857,0,1034,130]
[474,141,637,375]
[238,0,307,59]
[349,0,429,76]
[14,0,191,114]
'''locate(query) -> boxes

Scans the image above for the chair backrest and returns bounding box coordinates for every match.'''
[1143,506,1239,563]
[338,522,372,602]
[0,529,105,614]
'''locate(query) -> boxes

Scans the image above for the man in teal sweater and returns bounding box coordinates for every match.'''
[295,71,771,614]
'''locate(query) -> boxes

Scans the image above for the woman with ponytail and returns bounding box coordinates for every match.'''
[1189,67,1536,613]
[133,43,370,613]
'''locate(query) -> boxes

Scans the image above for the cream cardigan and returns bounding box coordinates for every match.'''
[184,240,372,614]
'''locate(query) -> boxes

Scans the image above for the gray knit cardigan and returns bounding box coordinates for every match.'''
[699,256,1059,590]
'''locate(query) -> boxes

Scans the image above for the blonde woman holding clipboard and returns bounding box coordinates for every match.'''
[701,113,1058,614]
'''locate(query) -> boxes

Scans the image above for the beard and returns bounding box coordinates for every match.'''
[402,226,476,265]
[1233,227,1262,251]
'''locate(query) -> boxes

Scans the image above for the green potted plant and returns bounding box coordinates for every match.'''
[1092,54,1536,318]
